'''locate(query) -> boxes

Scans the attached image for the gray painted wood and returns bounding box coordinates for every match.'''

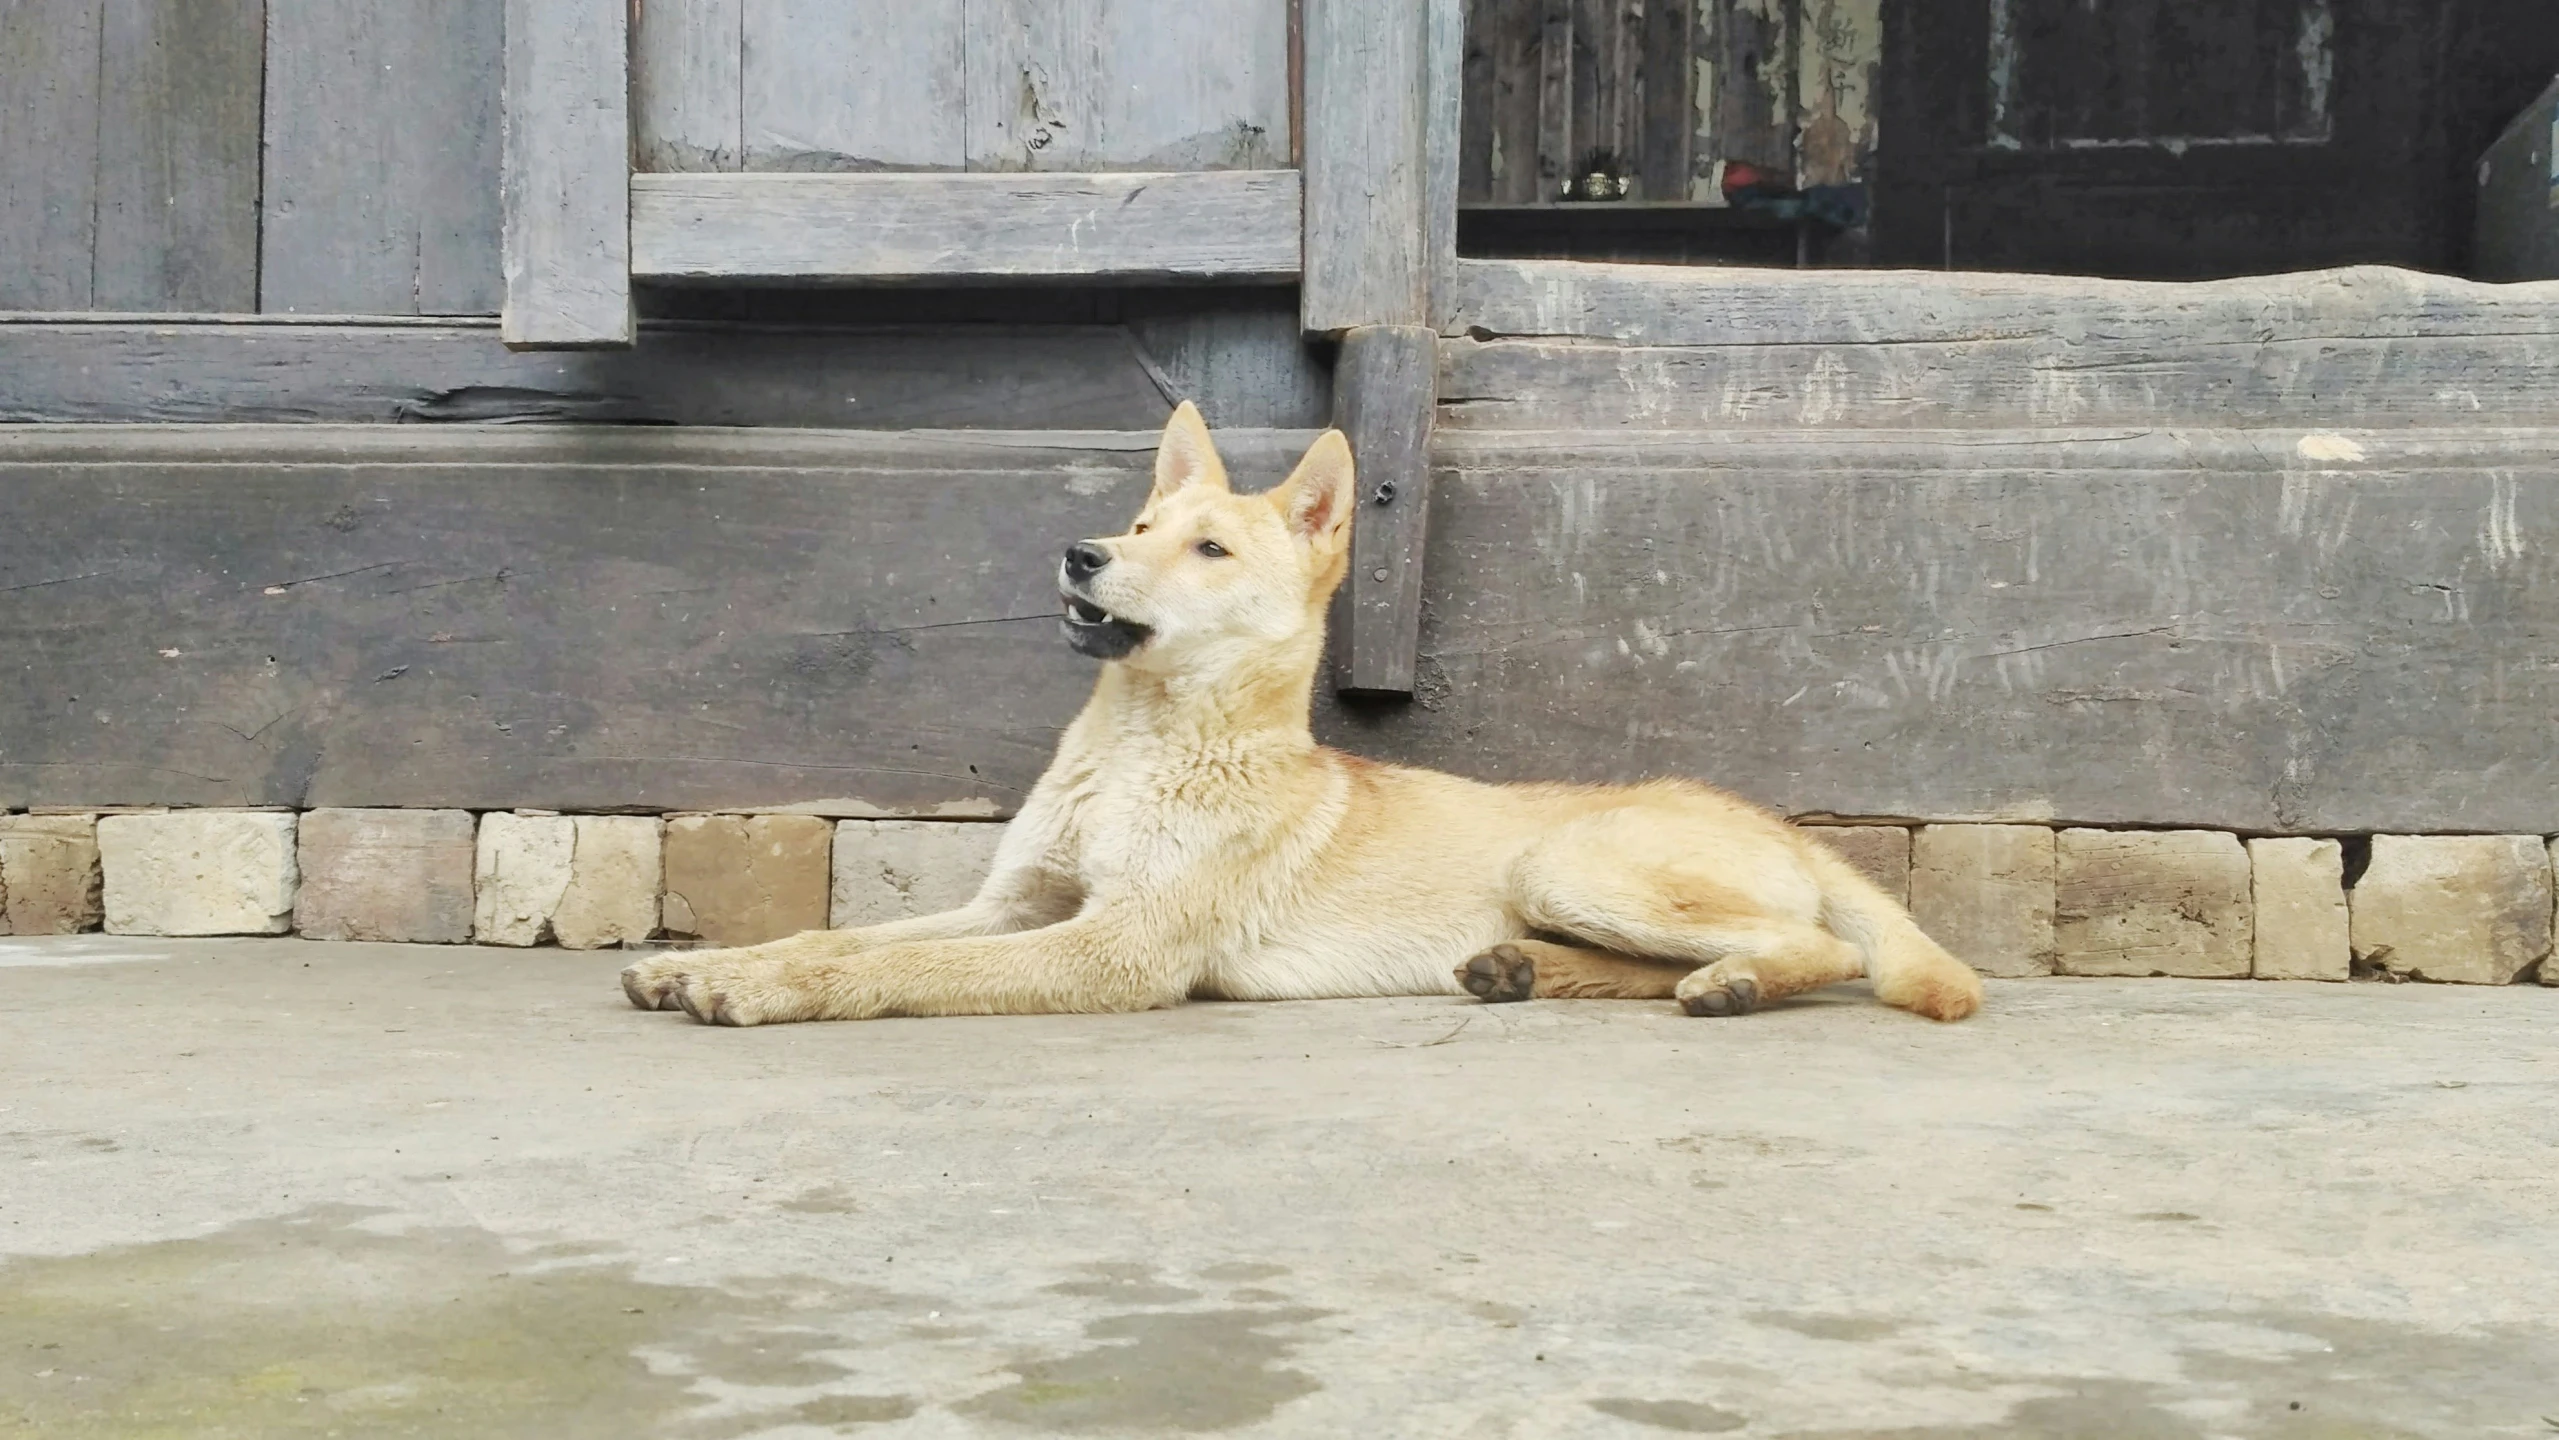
[964,0,1289,172]
[631,171,1303,280]
[1448,258,2559,346]
[1299,0,1428,331]
[0,425,1318,813]
[1439,329,2559,430]
[262,0,505,315]
[742,0,965,171]
[0,0,101,310]
[93,0,265,313]
[1328,325,1437,697]
[1310,426,2559,834]
[0,319,1180,427]
[502,0,633,347]
[635,0,743,172]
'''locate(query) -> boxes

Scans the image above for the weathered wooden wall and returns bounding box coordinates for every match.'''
[0,0,267,311]
[6,421,2555,834]
[633,0,1292,175]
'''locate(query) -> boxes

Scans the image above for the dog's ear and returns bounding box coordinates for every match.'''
[1273,429,1355,551]
[1152,400,1230,500]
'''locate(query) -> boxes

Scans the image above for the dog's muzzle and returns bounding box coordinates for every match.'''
[1059,588,1152,659]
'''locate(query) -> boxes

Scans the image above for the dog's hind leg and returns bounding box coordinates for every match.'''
[1507,813,1867,1017]
[1455,938,1688,1003]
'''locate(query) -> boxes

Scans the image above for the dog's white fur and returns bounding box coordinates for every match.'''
[621,406,1983,1026]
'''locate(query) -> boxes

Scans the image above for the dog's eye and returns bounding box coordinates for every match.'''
[1194,539,1229,558]
[1131,522,1151,535]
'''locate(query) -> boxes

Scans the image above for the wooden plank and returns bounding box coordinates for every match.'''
[261,0,505,315]
[501,0,633,347]
[1328,324,1437,697]
[1423,0,1465,326]
[1634,0,1692,201]
[1122,291,1333,428]
[964,0,1289,172]
[1315,426,2559,835]
[1300,0,1429,331]
[1438,330,2559,429]
[0,0,101,310]
[1475,0,1542,203]
[93,0,265,312]
[1708,0,1792,173]
[0,426,1319,813]
[632,171,1303,281]
[741,0,964,171]
[0,319,1182,428]
[635,0,744,172]
[1535,2,1572,196]
[1447,257,2559,345]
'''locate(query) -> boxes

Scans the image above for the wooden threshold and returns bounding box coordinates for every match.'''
[631,171,1304,284]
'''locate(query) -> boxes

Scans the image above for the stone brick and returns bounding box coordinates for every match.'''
[2247,837,2349,981]
[474,812,574,946]
[97,811,298,936]
[662,814,834,946]
[2349,835,2551,986]
[832,821,1004,929]
[1909,825,2054,978]
[0,813,103,934]
[294,808,476,943]
[1807,825,1910,905]
[553,817,664,950]
[475,813,663,949]
[2054,829,2251,978]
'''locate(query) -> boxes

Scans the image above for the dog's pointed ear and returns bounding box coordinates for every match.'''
[1273,429,1356,551]
[1152,401,1230,500]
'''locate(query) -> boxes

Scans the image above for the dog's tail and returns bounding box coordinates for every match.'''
[1804,841,1984,1022]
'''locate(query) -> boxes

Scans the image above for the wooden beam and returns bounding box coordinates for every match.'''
[630,172,1303,283]
[1299,0,1429,332]
[1329,325,1438,698]
[501,0,633,348]
[1423,0,1466,328]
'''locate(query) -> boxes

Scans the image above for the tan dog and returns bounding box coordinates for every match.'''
[621,405,1983,1027]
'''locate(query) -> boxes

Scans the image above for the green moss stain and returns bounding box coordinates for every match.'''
[955,1307,1329,1433]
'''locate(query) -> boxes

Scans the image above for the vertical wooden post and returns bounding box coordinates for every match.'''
[1328,324,1438,698]
[1304,0,1457,698]
[502,0,633,348]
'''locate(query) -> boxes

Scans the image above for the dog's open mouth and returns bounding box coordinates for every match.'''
[1059,593,1153,659]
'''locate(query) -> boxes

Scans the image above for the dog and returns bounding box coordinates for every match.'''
[620,405,1983,1027]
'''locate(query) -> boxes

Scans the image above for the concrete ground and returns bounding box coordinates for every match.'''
[2,937,2554,1439]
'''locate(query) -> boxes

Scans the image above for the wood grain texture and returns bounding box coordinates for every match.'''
[1310,427,2559,835]
[742,0,964,171]
[1438,329,2559,430]
[964,0,1289,172]
[1448,258,2559,345]
[1299,0,1428,331]
[262,0,505,315]
[0,320,1181,427]
[1121,291,1332,428]
[0,426,1319,813]
[94,0,265,313]
[631,171,1303,280]
[1328,324,1437,697]
[501,0,633,347]
[1423,0,1464,326]
[0,0,102,309]
[635,0,743,172]
[9,423,2557,834]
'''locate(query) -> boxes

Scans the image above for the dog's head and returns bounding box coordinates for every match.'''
[1058,403,1355,669]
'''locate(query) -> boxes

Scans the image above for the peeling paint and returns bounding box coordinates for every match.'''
[1796,0,1880,187]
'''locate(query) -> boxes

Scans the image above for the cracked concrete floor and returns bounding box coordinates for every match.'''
[2,935,2554,1438]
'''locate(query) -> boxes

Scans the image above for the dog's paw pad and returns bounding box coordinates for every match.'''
[1678,974,1761,1018]
[1458,943,1537,1003]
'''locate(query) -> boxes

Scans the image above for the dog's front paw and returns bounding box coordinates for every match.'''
[619,949,804,1026]
[1675,962,1762,1018]
[1457,943,1537,1003]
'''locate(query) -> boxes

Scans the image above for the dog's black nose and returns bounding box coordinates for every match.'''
[1063,541,1110,582]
